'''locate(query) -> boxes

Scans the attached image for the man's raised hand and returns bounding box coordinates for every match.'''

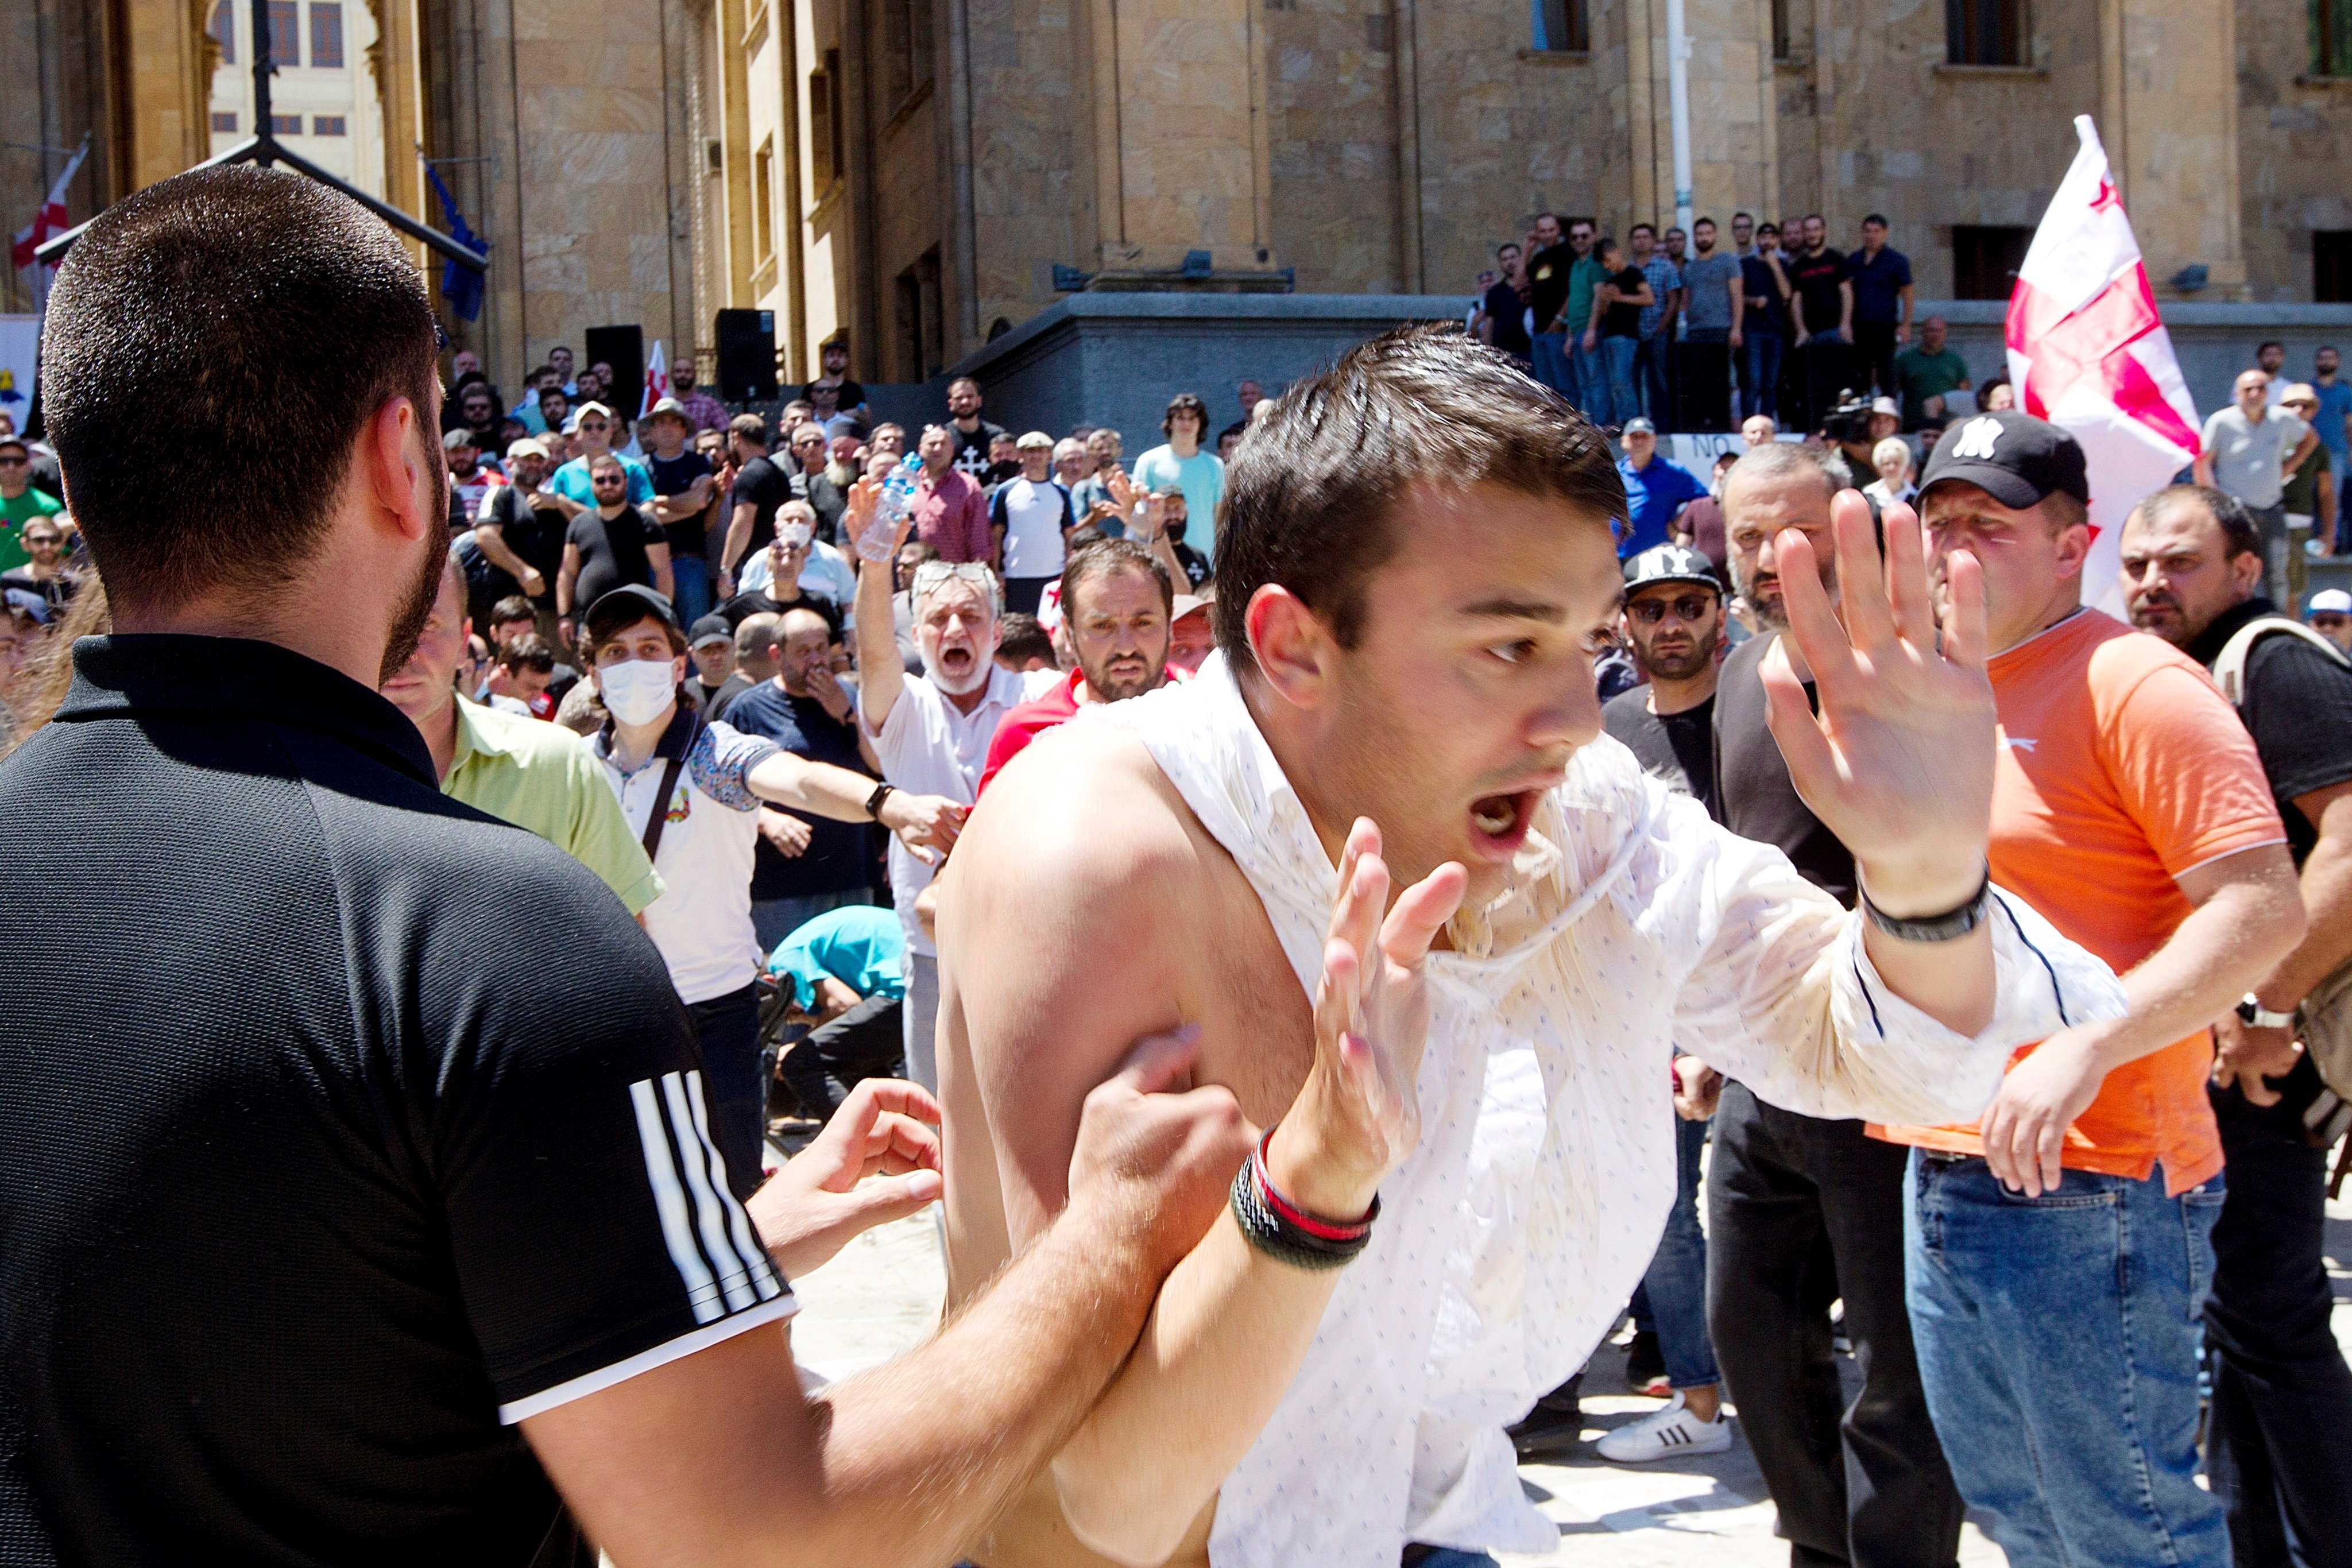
[1761,491,1997,917]
[1268,819,1466,1220]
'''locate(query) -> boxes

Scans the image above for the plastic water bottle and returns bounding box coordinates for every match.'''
[858,453,924,562]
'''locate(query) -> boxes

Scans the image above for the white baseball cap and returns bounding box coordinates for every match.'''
[2307,589,2352,615]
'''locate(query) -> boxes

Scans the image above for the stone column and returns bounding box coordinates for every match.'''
[1086,0,1278,277]
[2100,0,2247,299]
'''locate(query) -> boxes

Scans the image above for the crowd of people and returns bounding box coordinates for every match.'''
[5,161,2352,1568]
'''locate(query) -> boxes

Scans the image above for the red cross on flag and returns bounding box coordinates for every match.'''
[640,339,670,420]
[10,137,91,313]
[2005,115,2200,614]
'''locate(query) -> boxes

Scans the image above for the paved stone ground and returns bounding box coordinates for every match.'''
[781,1133,2352,1568]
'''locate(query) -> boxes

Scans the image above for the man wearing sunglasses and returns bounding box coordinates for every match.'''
[0,434,64,573]
[548,400,654,509]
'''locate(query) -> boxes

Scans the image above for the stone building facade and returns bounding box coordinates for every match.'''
[690,0,2352,388]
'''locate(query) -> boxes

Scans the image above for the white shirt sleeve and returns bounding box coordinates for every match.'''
[1642,791,2129,1125]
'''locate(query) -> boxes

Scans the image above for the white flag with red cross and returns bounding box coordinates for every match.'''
[2005,115,2200,615]
[11,137,91,313]
[640,339,669,420]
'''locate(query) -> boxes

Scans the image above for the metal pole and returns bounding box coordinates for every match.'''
[1665,0,1694,238]
[252,0,276,164]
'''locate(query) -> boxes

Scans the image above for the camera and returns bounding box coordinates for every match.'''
[1819,389,1875,447]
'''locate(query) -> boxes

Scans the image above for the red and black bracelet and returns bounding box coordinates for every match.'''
[1228,1124,1378,1270]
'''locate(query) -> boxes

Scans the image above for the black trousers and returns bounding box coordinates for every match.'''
[1853,322,1900,400]
[1788,339,1859,436]
[779,993,906,1120]
[2204,1065,2352,1568]
[688,981,766,1201]
[1706,1082,1964,1568]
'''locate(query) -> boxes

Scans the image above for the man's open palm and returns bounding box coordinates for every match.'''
[1761,493,1996,913]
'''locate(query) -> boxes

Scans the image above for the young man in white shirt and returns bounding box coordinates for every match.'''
[992,429,1079,616]
[581,584,963,1193]
[915,326,2127,1568]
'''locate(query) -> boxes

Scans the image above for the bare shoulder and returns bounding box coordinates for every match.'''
[953,720,1210,916]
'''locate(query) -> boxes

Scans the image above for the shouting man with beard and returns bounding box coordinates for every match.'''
[920,327,2127,1568]
[978,539,1177,794]
[853,511,1025,1094]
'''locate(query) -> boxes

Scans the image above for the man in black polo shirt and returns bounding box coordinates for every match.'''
[3,161,1254,1568]
[2118,483,2352,1565]
[1788,212,1854,435]
[1698,440,1967,1568]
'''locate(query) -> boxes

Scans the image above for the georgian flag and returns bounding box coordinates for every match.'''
[2005,115,2200,614]
[640,339,669,420]
[10,137,91,312]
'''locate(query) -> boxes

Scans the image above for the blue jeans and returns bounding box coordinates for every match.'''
[1631,1113,1719,1388]
[1529,330,1573,399]
[1634,333,1673,429]
[1567,335,1603,417]
[669,553,713,626]
[1409,1554,1498,1568]
[1593,335,1638,428]
[1906,1151,2229,1568]
[750,886,871,957]
[1740,333,1784,419]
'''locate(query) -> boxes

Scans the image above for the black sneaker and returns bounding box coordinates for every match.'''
[1507,1372,1585,1459]
[1623,1329,1665,1390]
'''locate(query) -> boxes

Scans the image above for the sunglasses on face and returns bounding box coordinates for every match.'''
[2315,615,2349,630]
[593,473,626,486]
[1628,594,1717,625]
[0,457,25,468]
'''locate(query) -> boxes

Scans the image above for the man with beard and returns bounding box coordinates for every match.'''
[2115,483,2352,1568]
[978,540,1175,793]
[5,165,1263,1568]
[1686,438,1972,1568]
[852,508,1024,1093]
[920,327,2125,1568]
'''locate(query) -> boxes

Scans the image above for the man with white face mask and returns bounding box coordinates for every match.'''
[583,584,966,1191]
[852,490,1026,1093]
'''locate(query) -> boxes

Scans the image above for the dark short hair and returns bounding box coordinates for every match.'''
[2257,340,2285,356]
[497,633,556,674]
[728,412,769,446]
[1733,211,1753,222]
[1694,216,1716,229]
[1163,393,1210,438]
[1804,212,1826,226]
[1061,539,1174,622]
[995,612,1055,667]
[1496,241,1521,257]
[1213,324,1623,673]
[1629,222,1655,239]
[489,595,535,626]
[583,598,687,659]
[1863,212,1890,228]
[2137,483,2262,563]
[41,165,438,614]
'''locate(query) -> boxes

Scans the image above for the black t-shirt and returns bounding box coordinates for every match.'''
[1170,540,1211,590]
[479,483,572,590]
[728,455,795,558]
[567,505,666,609]
[1739,254,1788,335]
[0,635,793,1564]
[1713,632,1855,905]
[802,375,866,416]
[697,670,755,723]
[723,681,877,901]
[1602,265,1645,339]
[646,449,714,559]
[1526,242,1576,334]
[1788,247,1850,335]
[717,587,843,637]
[2189,599,2352,866]
[1483,280,1532,357]
[1603,688,1719,820]
[951,419,1008,482]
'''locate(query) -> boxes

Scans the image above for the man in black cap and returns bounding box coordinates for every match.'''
[687,609,752,717]
[2,165,1258,1568]
[1894,411,2304,1568]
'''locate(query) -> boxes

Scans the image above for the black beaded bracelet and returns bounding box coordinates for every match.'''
[1859,866,1994,943]
[1227,1126,1377,1271]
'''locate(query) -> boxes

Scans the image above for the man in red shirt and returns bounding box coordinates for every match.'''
[909,423,993,565]
[979,541,1174,793]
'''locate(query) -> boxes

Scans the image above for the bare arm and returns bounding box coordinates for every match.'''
[473,520,546,597]
[845,478,910,733]
[2216,782,2352,1099]
[524,1039,1254,1568]
[722,501,758,576]
[2194,452,2217,488]
[648,541,674,602]
[555,542,582,617]
[1838,278,1853,338]
[1728,272,1745,346]
[1898,281,1915,339]
[744,749,964,860]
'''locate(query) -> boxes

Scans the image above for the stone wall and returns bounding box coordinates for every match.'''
[2234,0,2352,303]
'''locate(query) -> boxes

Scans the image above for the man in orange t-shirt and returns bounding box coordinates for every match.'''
[1891,412,2305,1568]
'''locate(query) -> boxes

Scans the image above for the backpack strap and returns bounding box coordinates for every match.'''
[2211,615,2350,707]
[636,713,702,864]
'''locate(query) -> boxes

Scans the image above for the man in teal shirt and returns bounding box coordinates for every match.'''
[766,904,908,1117]
[548,402,655,508]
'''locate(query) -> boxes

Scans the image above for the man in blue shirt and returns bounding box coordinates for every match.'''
[2311,346,2352,479]
[766,904,908,1118]
[1848,215,1914,407]
[1615,417,1708,557]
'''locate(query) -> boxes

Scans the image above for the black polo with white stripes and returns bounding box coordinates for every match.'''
[0,634,794,1566]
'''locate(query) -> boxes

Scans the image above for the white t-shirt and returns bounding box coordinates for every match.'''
[593,713,780,1005]
[866,664,1026,958]
[996,477,1073,580]
[2202,404,2309,510]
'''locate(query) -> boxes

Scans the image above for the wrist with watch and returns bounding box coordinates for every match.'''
[865,781,895,822]
[2237,993,2296,1030]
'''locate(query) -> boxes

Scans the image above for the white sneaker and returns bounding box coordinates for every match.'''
[1594,1393,1734,1462]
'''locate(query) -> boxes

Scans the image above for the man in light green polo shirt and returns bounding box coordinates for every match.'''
[383,555,662,913]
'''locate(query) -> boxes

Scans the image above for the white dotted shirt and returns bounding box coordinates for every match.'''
[1087,655,2129,1567]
